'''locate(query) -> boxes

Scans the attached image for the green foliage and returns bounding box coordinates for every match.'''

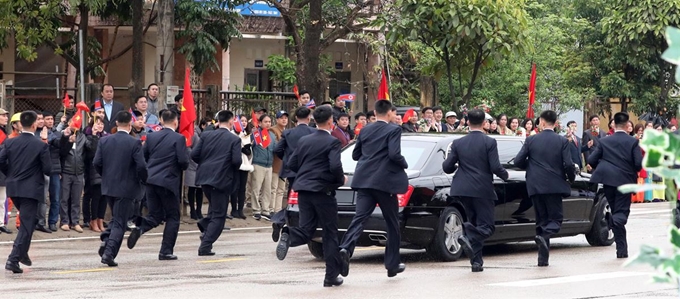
[663,27,680,83]
[0,0,67,61]
[175,0,244,75]
[266,55,297,90]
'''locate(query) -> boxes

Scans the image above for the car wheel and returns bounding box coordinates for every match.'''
[426,206,464,262]
[585,194,615,246]
[307,241,324,259]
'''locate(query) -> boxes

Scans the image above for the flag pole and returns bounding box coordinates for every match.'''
[383,39,391,101]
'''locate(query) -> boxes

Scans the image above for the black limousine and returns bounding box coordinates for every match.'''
[286,133,613,261]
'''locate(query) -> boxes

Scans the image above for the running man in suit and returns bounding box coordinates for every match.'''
[94,111,148,267]
[443,109,508,272]
[339,100,409,278]
[2,111,51,273]
[127,110,189,260]
[588,112,642,258]
[275,106,346,287]
[514,110,575,267]
[191,110,242,256]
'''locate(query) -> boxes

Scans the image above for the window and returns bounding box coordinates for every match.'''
[243,69,272,91]
[497,139,524,164]
[340,140,436,174]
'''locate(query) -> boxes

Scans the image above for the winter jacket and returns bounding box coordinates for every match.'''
[59,132,92,176]
[250,130,277,168]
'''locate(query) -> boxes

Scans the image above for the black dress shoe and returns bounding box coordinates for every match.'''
[617,252,628,259]
[198,251,215,256]
[471,263,483,272]
[339,249,350,277]
[98,241,106,258]
[238,211,247,220]
[534,236,549,267]
[49,224,58,232]
[457,235,474,261]
[323,276,344,287]
[0,226,13,234]
[82,222,90,228]
[127,227,142,249]
[36,225,52,234]
[19,256,32,267]
[159,254,178,261]
[387,263,406,277]
[5,261,22,273]
[101,255,118,267]
[226,214,234,220]
[272,223,282,242]
[276,232,290,261]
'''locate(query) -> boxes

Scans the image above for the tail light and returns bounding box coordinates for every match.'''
[288,189,299,205]
[397,185,415,207]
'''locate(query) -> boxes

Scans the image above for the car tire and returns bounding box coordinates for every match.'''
[307,241,324,259]
[426,206,464,262]
[585,194,615,246]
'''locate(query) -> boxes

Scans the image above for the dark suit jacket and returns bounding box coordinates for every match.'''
[274,123,316,178]
[0,133,51,201]
[144,128,189,196]
[102,100,125,133]
[567,135,585,168]
[289,130,344,192]
[443,131,508,199]
[350,120,408,194]
[582,128,607,163]
[94,131,147,199]
[191,128,242,191]
[514,129,575,197]
[588,131,643,187]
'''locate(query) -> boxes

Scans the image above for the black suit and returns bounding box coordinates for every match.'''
[191,128,242,254]
[442,130,508,266]
[101,100,125,134]
[340,120,408,272]
[94,131,147,261]
[136,128,189,255]
[514,129,574,263]
[567,135,585,168]
[582,128,607,167]
[588,131,642,256]
[287,130,344,279]
[0,133,51,266]
[274,123,316,184]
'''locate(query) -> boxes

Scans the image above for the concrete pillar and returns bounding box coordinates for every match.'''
[222,48,230,91]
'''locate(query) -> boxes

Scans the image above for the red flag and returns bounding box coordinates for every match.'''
[251,110,259,128]
[378,69,390,101]
[293,85,300,100]
[94,100,102,110]
[71,113,83,130]
[402,108,416,123]
[76,101,90,113]
[260,128,271,148]
[0,130,7,145]
[62,93,71,108]
[234,115,244,133]
[354,122,364,136]
[526,63,536,119]
[253,128,263,146]
[337,93,356,102]
[179,68,196,146]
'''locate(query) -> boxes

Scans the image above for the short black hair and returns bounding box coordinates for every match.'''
[158,108,168,122]
[566,120,577,127]
[175,93,183,103]
[115,110,133,125]
[102,83,114,91]
[295,106,311,120]
[217,110,234,123]
[161,110,177,123]
[539,110,557,125]
[337,113,350,120]
[20,111,37,128]
[432,106,443,113]
[614,112,629,126]
[299,90,310,97]
[132,110,143,118]
[312,106,333,124]
[147,83,158,90]
[320,101,333,106]
[375,100,394,115]
[134,95,147,104]
[43,111,54,118]
[467,109,485,126]
[421,106,433,114]
[36,111,44,116]
[258,114,271,123]
[354,112,366,120]
[589,115,599,122]
[366,111,375,118]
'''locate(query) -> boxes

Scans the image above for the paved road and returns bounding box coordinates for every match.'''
[2,202,679,299]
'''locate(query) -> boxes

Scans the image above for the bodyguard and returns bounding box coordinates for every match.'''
[94,111,148,267]
[443,109,508,272]
[514,110,575,267]
[2,111,51,273]
[191,110,242,256]
[127,110,189,260]
[588,112,642,258]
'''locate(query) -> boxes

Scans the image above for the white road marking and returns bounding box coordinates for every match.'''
[489,271,651,287]
[630,210,672,216]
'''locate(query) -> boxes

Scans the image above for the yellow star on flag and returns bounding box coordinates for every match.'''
[263,135,268,141]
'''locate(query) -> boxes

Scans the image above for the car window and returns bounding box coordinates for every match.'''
[497,139,524,163]
[341,140,436,174]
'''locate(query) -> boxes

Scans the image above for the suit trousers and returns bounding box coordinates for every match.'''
[460,197,496,265]
[100,196,134,259]
[340,188,401,271]
[531,194,563,245]
[7,197,37,263]
[60,174,84,225]
[48,173,61,225]
[138,184,180,255]
[271,172,287,213]
[230,171,248,214]
[0,186,6,226]
[250,165,272,215]
[198,185,229,253]
[288,191,341,279]
[603,185,631,254]
[37,175,48,227]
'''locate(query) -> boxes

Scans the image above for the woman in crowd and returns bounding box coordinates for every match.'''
[486,118,499,134]
[250,114,277,221]
[497,114,511,135]
[230,115,253,220]
[627,121,635,136]
[508,117,521,136]
[520,118,536,137]
[607,119,615,135]
[185,119,204,220]
[84,115,107,232]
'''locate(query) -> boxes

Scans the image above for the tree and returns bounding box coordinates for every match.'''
[266,54,297,91]
[387,0,530,113]
[266,0,377,102]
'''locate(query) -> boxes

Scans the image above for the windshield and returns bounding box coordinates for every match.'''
[340,140,435,174]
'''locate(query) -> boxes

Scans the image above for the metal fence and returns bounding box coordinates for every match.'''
[220,91,298,118]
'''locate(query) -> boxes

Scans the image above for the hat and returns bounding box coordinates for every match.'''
[10,112,20,123]
[254,107,267,113]
[485,113,493,121]
[445,111,457,118]
[276,110,289,118]
[0,108,8,115]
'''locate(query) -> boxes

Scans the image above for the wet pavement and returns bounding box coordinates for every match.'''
[2,202,679,299]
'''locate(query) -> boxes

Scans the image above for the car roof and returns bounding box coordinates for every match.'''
[401,132,525,146]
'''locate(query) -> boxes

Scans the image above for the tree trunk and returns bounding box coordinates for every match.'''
[129,0,144,107]
[78,5,89,100]
[156,0,174,110]
[297,0,324,102]
[420,76,436,108]
[444,55,458,114]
